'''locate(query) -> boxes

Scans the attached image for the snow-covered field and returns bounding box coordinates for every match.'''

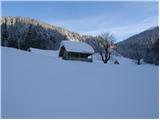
[1,47,159,118]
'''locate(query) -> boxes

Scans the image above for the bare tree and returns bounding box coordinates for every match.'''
[130,44,143,65]
[101,33,116,46]
[98,32,116,64]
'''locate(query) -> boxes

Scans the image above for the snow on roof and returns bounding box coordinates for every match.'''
[60,40,94,54]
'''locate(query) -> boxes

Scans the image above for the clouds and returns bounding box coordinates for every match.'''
[49,2,158,41]
[51,15,114,31]
[52,14,158,41]
[83,15,158,41]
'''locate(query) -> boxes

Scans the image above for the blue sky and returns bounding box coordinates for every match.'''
[2,1,159,41]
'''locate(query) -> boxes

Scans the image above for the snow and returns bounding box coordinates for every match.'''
[30,48,59,57]
[2,47,159,118]
[60,40,94,54]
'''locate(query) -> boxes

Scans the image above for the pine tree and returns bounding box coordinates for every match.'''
[2,21,9,46]
[153,39,159,65]
[22,25,33,50]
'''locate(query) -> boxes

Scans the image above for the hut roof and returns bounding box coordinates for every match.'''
[60,40,94,54]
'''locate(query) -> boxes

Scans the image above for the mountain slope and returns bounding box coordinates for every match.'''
[116,26,159,64]
[1,16,82,50]
[1,16,108,53]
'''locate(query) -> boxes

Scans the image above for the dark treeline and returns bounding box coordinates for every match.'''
[117,27,159,65]
[1,16,82,50]
[1,16,110,51]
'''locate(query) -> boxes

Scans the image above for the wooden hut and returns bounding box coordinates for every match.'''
[59,40,94,62]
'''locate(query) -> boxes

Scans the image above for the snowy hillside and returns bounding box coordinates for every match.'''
[2,47,159,118]
[117,26,159,65]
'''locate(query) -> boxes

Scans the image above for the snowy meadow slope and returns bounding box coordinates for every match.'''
[1,47,159,118]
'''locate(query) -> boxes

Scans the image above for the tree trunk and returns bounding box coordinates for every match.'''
[104,52,111,64]
[100,51,111,64]
[137,59,141,65]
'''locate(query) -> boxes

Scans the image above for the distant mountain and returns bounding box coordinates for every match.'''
[116,26,159,65]
[1,16,85,50]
